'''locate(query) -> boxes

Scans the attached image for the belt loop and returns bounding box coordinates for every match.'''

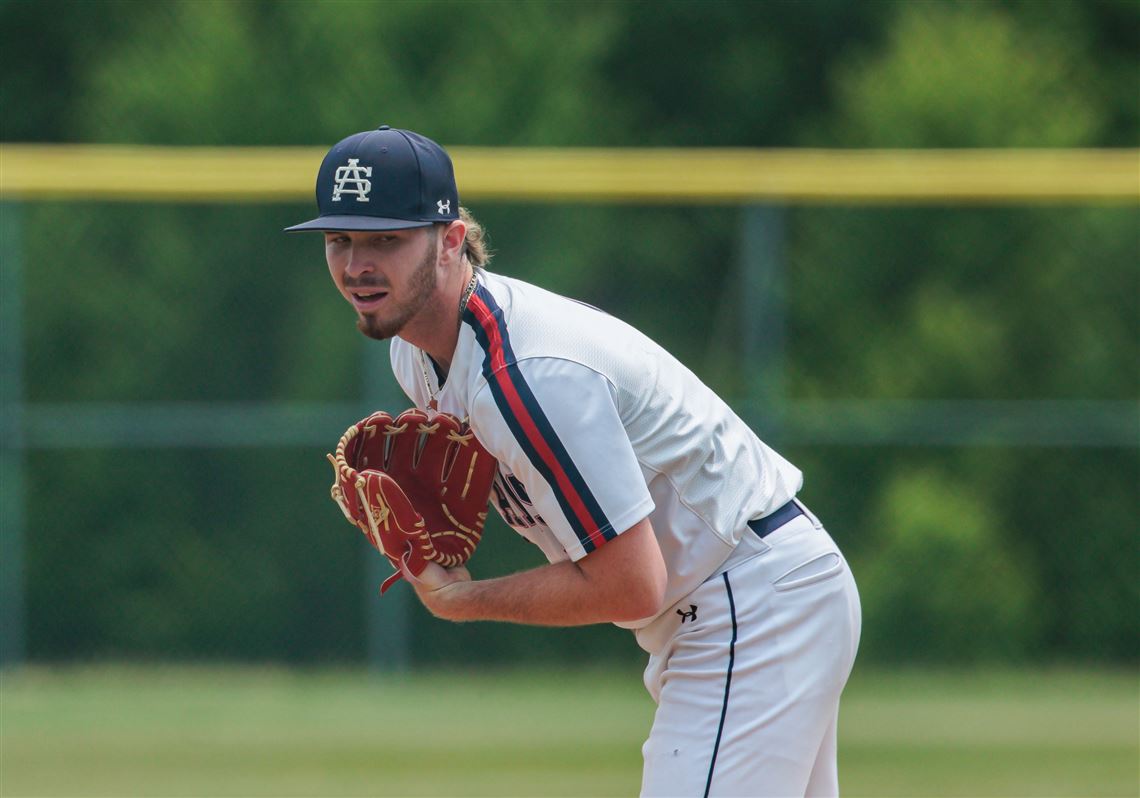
[793,498,823,529]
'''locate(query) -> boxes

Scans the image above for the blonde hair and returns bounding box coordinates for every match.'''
[459,206,492,268]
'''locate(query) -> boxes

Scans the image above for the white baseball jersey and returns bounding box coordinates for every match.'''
[391,269,860,796]
[390,270,804,629]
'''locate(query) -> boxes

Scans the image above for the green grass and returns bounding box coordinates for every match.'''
[1,666,1136,797]
[839,669,1138,797]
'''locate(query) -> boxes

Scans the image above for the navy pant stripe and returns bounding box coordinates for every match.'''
[704,571,738,797]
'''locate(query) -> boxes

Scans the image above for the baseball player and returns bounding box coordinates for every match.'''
[288,126,861,797]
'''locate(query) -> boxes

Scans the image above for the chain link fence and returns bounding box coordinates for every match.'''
[2,188,1136,667]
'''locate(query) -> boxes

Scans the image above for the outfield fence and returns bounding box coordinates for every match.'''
[1,145,1137,668]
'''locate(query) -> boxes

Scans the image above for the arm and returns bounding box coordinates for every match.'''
[405,516,668,626]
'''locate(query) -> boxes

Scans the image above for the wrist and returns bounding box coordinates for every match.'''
[410,565,475,620]
[434,579,473,621]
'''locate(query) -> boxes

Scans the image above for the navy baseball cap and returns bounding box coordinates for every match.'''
[285,126,460,232]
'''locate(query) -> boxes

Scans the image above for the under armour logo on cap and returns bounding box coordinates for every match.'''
[332,159,372,202]
[437,199,450,214]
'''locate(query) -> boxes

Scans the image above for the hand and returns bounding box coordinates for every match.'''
[401,560,473,620]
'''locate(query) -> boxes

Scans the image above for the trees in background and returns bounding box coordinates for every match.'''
[2,0,1135,663]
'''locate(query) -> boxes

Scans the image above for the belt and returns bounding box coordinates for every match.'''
[747,499,804,539]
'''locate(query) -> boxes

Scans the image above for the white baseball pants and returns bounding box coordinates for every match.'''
[638,506,861,797]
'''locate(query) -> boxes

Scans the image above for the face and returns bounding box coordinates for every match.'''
[324,228,439,340]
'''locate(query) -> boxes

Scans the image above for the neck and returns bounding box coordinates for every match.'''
[401,261,475,376]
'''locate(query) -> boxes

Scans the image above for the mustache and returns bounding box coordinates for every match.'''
[343,279,390,291]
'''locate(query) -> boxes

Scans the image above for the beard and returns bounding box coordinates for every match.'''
[353,237,438,341]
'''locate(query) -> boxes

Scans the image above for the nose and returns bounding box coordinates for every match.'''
[343,242,375,280]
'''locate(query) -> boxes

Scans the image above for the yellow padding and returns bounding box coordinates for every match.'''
[1,144,1136,204]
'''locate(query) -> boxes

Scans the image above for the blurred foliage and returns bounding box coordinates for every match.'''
[1,0,1137,665]
[818,2,1104,147]
[857,468,1041,663]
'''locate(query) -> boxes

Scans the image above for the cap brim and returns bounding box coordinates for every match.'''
[284,215,436,233]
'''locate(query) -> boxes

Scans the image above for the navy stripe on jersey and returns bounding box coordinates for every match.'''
[463,284,616,553]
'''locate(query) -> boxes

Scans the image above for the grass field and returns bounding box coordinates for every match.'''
[1,666,1136,797]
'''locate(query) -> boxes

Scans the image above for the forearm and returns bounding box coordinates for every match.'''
[411,517,668,626]
[433,560,637,626]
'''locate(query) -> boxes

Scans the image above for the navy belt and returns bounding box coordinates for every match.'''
[747,499,804,539]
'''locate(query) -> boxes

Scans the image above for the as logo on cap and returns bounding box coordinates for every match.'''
[332,158,372,202]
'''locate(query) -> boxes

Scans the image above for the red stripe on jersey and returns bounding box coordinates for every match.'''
[467,294,607,549]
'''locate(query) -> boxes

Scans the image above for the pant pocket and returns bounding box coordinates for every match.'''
[772,552,843,592]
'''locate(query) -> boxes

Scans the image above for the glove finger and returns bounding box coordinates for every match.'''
[353,413,393,471]
[382,408,429,473]
[436,422,497,560]
[444,433,497,505]
[360,410,396,428]
[336,418,369,468]
[414,413,463,482]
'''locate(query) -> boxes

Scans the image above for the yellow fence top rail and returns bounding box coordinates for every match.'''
[1,144,1137,204]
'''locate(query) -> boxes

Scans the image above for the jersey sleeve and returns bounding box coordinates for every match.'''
[470,356,655,561]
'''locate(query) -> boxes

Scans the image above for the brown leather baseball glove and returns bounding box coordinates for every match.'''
[327,408,498,594]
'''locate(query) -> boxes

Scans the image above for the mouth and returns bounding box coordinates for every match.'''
[349,289,389,312]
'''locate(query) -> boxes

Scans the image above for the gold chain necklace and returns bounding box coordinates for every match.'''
[420,271,478,411]
[459,270,479,315]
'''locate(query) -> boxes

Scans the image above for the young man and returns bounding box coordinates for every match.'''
[287,126,861,797]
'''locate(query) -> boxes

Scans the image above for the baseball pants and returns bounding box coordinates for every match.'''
[638,503,861,797]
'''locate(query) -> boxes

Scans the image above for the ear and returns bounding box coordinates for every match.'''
[439,220,468,265]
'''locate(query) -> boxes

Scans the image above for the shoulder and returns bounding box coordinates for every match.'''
[464,271,655,374]
[470,355,615,407]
